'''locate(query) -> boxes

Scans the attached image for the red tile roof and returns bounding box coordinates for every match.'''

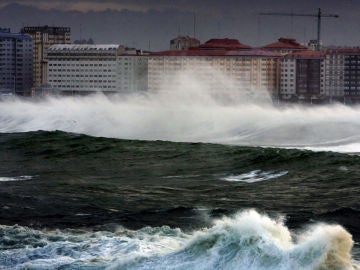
[286,50,325,58]
[325,47,360,55]
[150,49,281,57]
[263,38,308,50]
[198,38,252,50]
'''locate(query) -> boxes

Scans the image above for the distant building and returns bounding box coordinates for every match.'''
[324,49,345,102]
[21,26,71,87]
[262,38,308,55]
[308,39,321,51]
[47,44,147,94]
[170,36,200,50]
[0,29,33,95]
[280,51,325,103]
[148,47,280,100]
[332,48,360,103]
[118,52,148,92]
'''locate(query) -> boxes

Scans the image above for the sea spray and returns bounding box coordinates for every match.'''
[1,210,357,269]
[1,91,360,152]
[295,224,354,269]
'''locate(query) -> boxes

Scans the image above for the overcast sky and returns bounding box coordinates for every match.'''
[0,0,359,50]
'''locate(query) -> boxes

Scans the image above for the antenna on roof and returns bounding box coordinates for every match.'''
[193,14,196,38]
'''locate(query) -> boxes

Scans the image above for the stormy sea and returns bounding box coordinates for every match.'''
[0,87,359,269]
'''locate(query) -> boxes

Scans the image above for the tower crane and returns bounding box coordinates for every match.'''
[259,8,339,50]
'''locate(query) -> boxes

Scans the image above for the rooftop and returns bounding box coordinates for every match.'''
[198,38,252,50]
[325,47,360,55]
[48,44,119,51]
[151,49,281,57]
[286,50,325,58]
[21,25,70,34]
[263,38,308,50]
[0,32,32,40]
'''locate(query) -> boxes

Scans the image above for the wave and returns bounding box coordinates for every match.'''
[221,170,288,183]
[0,210,358,270]
[0,175,34,182]
[1,89,360,152]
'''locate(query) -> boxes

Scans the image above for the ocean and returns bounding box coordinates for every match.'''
[0,91,359,269]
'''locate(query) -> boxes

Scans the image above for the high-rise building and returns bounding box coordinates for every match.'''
[21,26,71,87]
[0,28,33,95]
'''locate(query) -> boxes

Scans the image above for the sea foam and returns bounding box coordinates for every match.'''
[1,90,360,153]
[0,210,357,270]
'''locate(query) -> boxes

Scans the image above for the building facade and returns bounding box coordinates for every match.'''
[148,50,280,100]
[280,51,326,103]
[47,45,120,94]
[0,29,33,95]
[21,26,71,87]
[47,45,148,94]
[279,48,360,104]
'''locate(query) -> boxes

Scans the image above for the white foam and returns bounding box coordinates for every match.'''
[1,210,358,270]
[221,170,288,183]
[1,70,360,153]
[0,175,34,182]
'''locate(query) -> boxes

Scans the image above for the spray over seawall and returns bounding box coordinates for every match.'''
[1,70,360,152]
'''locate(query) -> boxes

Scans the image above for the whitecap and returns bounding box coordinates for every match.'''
[221,170,288,183]
[0,210,359,270]
[0,175,34,182]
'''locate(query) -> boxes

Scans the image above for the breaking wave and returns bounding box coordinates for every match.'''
[0,210,358,269]
[1,91,360,153]
[221,170,288,183]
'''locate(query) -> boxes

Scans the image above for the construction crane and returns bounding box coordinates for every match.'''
[259,8,339,50]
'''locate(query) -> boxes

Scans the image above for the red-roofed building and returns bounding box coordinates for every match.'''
[197,38,252,50]
[280,50,325,102]
[262,38,308,55]
[147,47,281,99]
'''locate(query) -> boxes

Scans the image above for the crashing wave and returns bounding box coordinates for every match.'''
[0,210,357,270]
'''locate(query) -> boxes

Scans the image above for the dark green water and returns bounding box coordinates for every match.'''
[0,131,359,269]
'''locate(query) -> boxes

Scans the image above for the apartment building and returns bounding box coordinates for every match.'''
[0,29,33,95]
[280,51,326,103]
[47,44,148,94]
[21,26,71,87]
[280,48,360,103]
[342,49,360,103]
[47,44,121,94]
[148,39,280,100]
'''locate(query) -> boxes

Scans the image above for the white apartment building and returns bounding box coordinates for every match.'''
[47,45,148,94]
[279,58,297,100]
[117,54,148,92]
[324,52,345,99]
[47,45,120,94]
[148,50,280,99]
